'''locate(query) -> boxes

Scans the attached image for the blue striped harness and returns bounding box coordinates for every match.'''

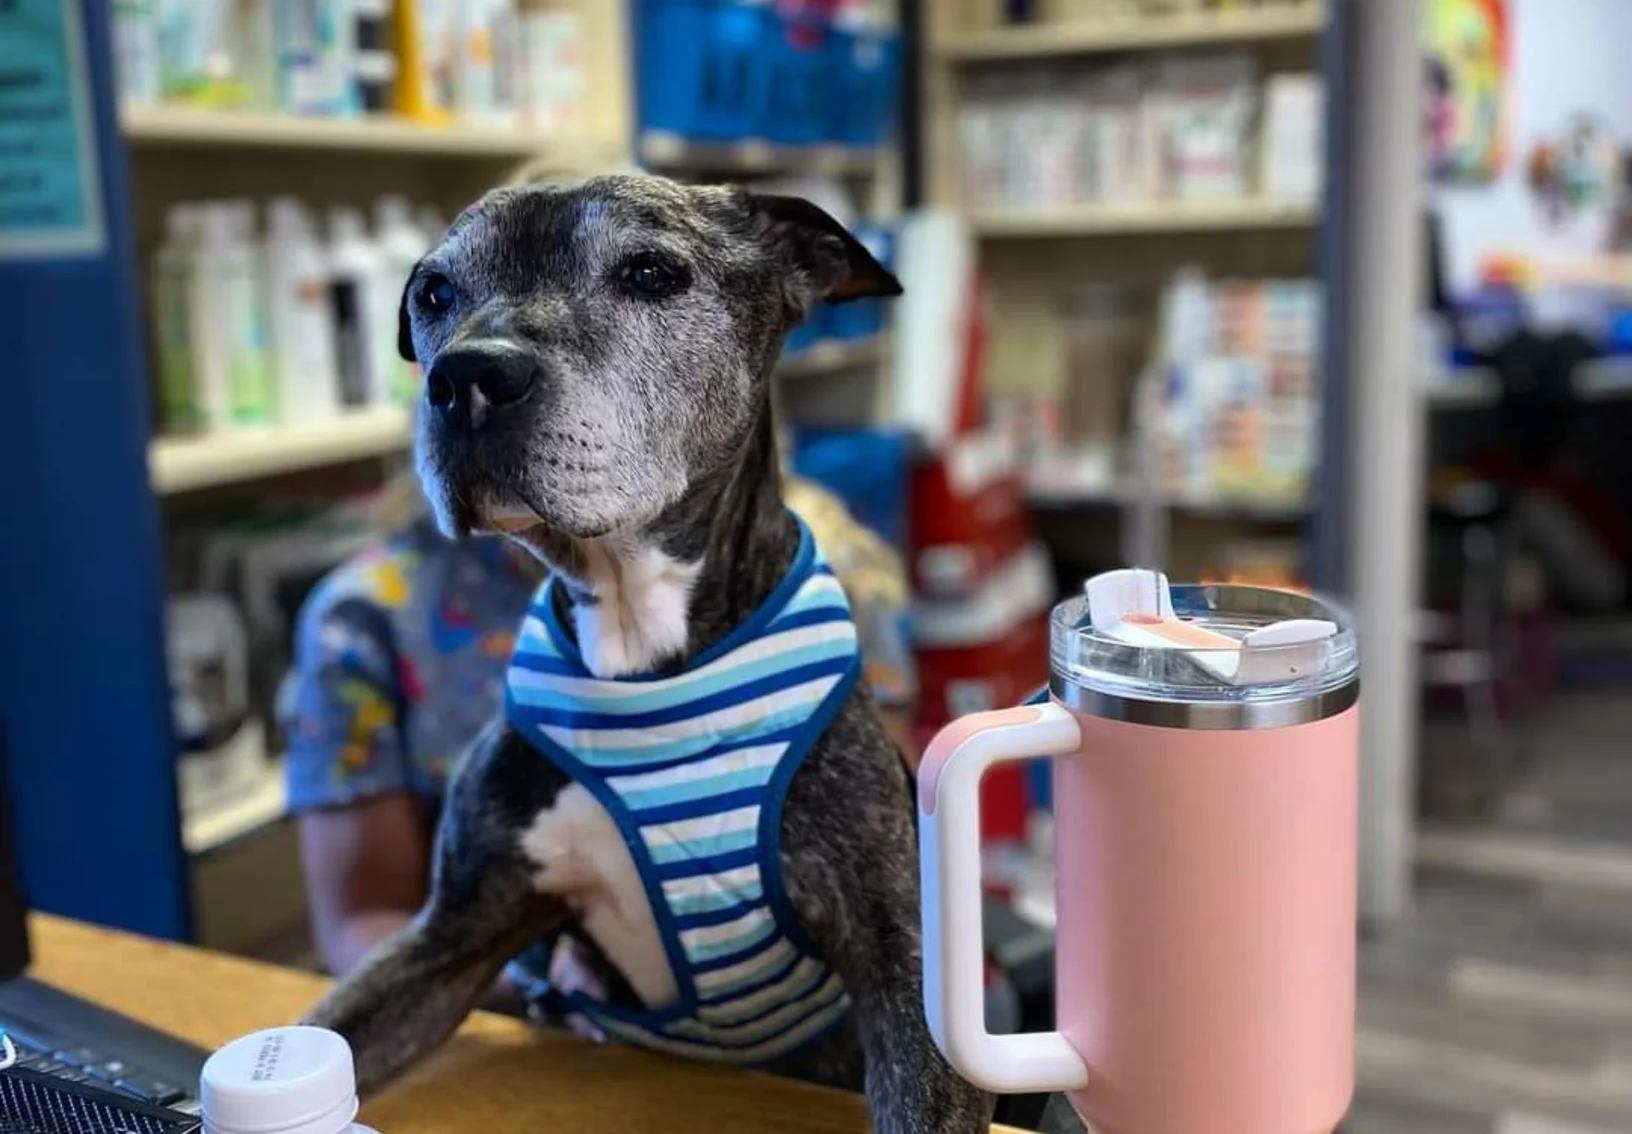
[503,518,861,1065]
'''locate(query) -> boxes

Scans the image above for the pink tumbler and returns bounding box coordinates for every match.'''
[919,583,1360,1134]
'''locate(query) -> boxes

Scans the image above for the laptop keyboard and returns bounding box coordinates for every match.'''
[1,1024,195,1112]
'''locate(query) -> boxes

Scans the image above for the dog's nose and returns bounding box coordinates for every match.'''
[425,343,538,426]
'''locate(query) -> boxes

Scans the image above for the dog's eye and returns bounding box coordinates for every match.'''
[620,255,683,300]
[418,273,457,313]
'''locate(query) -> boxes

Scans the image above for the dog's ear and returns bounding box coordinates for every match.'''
[746,193,902,315]
[397,264,419,363]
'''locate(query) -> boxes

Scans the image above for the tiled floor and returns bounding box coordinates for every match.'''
[1343,693,1632,1133]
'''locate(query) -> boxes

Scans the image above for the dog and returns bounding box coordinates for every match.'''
[304,173,990,1134]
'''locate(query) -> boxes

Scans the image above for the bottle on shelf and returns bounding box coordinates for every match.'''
[457,0,520,125]
[416,203,447,243]
[192,202,273,430]
[152,203,203,435]
[352,0,399,113]
[328,205,390,409]
[113,0,162,105]
[395,0,460,125]
[266,198,341,425]
[272,0,355,116]
[374,195,430,405]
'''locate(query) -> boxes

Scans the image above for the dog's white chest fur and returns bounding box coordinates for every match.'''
[517,784,679,1009]
[572,543,702,678]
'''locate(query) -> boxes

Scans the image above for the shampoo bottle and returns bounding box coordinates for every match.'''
[329,206,387,408]
[266,198,341,424]
[192,204,271,430]
[374,195,430,405]
[152,204,202,434]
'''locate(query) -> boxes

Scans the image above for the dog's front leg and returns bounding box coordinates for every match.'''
[782,741,991,1134]
[306,722,572,1093]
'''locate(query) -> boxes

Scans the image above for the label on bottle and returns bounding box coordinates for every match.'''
[153,256,200,432]
[331,278,372,407]
[226,261,272,424]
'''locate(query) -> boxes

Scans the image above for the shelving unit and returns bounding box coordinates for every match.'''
[1423,355,1632,409]
[923,1,1326,578]
[939,3,1325,61]
[779,335,891,380]
[637,131,884,178]
[148,408,414,495]
[106,0,641,947]
[123,106,622,164]
[969,198,1317,238]
[1026,477,1308,522]
[147,336,891,495]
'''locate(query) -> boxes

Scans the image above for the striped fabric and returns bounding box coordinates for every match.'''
[504,519,861,1065]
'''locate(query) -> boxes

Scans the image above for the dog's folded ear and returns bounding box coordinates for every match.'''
[397,267,419,363]
[747,193,903,316]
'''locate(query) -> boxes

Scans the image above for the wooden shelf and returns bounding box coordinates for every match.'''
[1027,476,1308,521]
[637,131,883,177]
[122,106,618,162]
[938,3,1324,62]
[149,407,412,495]
[1424,356,1632,409]
[778,335,889,379]
[969,198,1318,237]
[147,337,884,495]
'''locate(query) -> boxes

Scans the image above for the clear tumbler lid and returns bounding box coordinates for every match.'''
[1050,581,1359,729]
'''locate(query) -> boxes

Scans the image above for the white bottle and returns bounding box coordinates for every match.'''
[192,203,273,430]
[457,0,519,125]
[416,204,446,245]
[273,0,353,117]
[114,0,162,104]
[328,206,388,408]
[373,195,429,405]
[201,1026,381,1134]
[266,199,341,424]
[152,204,202,434]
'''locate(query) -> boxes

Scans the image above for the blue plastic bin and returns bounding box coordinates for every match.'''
[830,27,899,147]
[791,427,912,550]
[783,313,822,356]
[637,0,768,142]
[761,5,831,144]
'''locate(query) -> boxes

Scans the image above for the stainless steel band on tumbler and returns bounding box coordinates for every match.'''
[1048,674,1359,730]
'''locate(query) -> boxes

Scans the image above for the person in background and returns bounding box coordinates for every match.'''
[281,476,919,979]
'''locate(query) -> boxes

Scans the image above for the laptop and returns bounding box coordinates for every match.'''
[0,776,208,1132]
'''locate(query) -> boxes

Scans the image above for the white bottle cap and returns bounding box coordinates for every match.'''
[201,1026,362,1134]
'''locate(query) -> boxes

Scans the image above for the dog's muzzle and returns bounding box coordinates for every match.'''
[425,341,538,430]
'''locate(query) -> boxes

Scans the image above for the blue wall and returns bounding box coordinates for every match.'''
[0,1,189,940]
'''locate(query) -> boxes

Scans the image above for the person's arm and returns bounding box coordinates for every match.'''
[297,794,430,975]
[281,593,434,976]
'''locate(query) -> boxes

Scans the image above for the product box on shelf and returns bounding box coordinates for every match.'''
[637,0,768,142]
[830,21,899,147]
[763,1,832,144]
[635,0,897,148]
[909,428,1032,599]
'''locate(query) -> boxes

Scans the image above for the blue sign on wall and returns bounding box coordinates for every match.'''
[0,0,105,257]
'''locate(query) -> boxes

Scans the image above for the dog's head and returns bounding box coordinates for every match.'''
[401,174,900,542]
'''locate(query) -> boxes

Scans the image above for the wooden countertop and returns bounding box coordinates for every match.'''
[28,914,894,1134]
